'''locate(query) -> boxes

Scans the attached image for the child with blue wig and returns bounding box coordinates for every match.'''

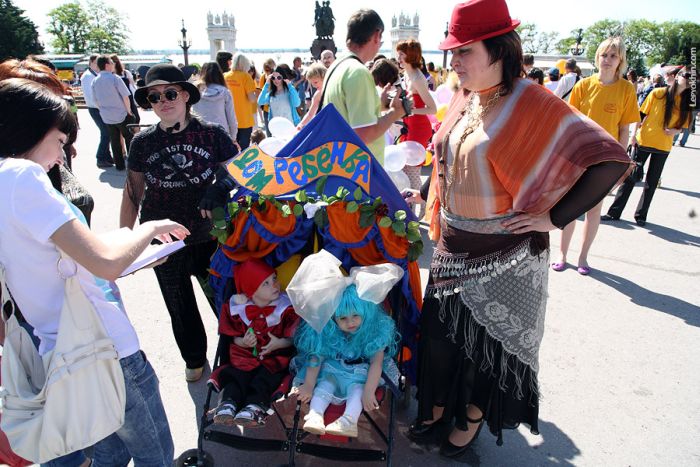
[286,251,403,437]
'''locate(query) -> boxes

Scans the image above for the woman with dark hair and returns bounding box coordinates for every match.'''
[110,54,140,124]
[120,64,239,383]
[403,0,631,456]
[603,67,692,225]
[0,58,95,224]
[0,77,186,467]
[257,66,302,127]
[193,62,238,139]
[526,67,545,85]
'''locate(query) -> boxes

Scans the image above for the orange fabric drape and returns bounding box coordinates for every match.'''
[223,205,298,262]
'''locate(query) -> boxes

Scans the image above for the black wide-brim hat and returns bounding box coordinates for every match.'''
[134,63,200,109]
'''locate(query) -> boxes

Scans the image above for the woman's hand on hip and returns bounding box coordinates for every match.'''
[502,211,556,233]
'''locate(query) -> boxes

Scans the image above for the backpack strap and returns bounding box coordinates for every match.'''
[561,75,580,100]
[315,54,364,116]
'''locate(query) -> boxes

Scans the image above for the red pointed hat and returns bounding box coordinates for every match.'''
[439,0,521,51]
[233,258,276,299]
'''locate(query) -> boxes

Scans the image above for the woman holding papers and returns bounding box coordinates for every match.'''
[0,78,186,466]
[119,64,239,383]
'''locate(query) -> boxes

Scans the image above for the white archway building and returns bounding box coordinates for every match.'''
[207,11,237,60]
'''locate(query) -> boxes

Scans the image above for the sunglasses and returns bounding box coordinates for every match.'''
[146,89,181,104]
[271,75,283,81]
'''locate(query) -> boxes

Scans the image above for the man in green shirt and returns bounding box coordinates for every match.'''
[322,9,406,165]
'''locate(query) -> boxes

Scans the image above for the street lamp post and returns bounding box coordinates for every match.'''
[179,19,192,66]
[442,22,448,69]
[570,28,585,56]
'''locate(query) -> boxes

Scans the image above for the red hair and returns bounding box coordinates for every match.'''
[396,39,422,68]
[0,59,66,96]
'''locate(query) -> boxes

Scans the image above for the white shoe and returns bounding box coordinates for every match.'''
[185,366,204,382]
[325,415,358,437]
[303,410,326,435]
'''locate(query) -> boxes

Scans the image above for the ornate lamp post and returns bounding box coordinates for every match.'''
[179,19,192,66]
[570,28,585,56]
[442,22,449,69]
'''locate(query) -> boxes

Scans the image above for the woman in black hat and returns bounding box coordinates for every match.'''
[120,64,239,383]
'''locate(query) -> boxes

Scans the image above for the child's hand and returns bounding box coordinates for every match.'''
[296,384,313,403]
[362,388,379,412]
[241,331,257,348]
[260,333,286,355]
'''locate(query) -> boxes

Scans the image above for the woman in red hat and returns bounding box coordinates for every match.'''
[404,0,633,457]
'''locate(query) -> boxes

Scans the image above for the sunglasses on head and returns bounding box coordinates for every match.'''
[146,89,180,104]
[271,75,283,81]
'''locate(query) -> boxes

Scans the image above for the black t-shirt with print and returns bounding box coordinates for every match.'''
[128,118,238,244]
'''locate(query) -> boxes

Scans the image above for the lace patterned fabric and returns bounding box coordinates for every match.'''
[425,236,548,399]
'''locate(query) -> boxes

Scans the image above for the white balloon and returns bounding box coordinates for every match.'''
[435,84,453,105]
[387,169,411,193]
[268,117,296,139]
[258,136,288,156]
[398,141,426,166]
[429,90,439,105]
[384,145,407,172]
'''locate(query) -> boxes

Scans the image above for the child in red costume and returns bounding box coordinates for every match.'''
[212,258,299,426]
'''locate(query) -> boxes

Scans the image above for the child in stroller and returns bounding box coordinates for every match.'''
[211,258,299,427]
[287,252,403,438]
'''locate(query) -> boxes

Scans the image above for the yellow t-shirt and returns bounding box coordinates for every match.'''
[569,74,640,141]
[637,87,690,152]
[224,70,256,129]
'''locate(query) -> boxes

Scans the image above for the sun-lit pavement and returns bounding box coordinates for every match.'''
[71,109,699,466]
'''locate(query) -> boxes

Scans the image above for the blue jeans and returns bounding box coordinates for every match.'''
[87,107,112,161]
[92,351,174,467]
[41,352,173,467]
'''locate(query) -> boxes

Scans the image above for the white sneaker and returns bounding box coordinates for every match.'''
[213,402,237,426]
[185,366,204,382]
[233,404,267,427]
[303,410,326,435]
[325,415,358,437]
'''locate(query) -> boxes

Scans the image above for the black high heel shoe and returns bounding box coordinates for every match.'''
[439,415,484,458]
[407,418,447,444]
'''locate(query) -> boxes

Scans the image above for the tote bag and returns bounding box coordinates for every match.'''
[0,252,126,463]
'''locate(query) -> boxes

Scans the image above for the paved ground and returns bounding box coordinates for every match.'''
[70,109,699,466]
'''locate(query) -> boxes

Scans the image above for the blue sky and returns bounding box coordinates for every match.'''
[14,0,700,52]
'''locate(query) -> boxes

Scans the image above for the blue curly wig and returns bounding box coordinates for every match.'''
[294,285,399,361]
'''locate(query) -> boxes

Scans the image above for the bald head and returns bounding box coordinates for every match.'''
[320,50,335,68]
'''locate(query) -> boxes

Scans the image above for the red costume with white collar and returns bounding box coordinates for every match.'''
[219,293,298,373]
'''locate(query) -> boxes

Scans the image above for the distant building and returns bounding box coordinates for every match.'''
[390,12,420,57]
[207,11,237,60]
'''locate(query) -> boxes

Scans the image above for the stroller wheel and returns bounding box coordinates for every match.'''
[175,448,215,467]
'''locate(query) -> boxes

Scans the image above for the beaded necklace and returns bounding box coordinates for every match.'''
[439,85,504,210]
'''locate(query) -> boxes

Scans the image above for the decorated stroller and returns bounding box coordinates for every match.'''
[177,106,424,466]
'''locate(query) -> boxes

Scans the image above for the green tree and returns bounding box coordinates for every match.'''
[47,2,90,53]
[0,0,44,60]
[516,23,538,54]
[536,31,560,54]
[85,0,130,54]
[653,21,700,66]
[46,0,130,55]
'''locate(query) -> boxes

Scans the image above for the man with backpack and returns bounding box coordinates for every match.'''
[554,58,580,102]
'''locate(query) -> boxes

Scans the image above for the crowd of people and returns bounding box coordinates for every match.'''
[0,0,696,465]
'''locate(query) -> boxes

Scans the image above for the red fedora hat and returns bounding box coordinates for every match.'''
[439,0,520,51]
